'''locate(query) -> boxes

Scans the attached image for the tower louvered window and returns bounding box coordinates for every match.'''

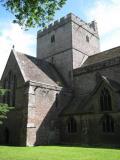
[51,35,55,43]
[100,88,112,111]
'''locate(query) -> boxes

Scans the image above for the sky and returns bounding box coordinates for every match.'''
[0,0,120,78]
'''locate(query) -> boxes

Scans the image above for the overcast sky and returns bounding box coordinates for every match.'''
[0,0,120,78]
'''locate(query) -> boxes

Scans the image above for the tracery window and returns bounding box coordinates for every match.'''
[67,117,77,133]
[100,88,112,111]
[102,115,114,133]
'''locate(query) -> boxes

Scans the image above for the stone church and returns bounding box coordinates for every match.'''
[0,13,120,146]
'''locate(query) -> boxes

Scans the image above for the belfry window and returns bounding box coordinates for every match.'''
[102,115,114,133]
[100,88,112,111]
[67,117,77,133]
[51,35,55,43]
[86,35,89,42]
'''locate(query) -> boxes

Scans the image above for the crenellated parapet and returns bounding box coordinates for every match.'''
[37,13,98,38]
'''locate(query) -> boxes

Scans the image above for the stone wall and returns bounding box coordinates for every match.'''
[26,81,72,146]
[73,59,120,95]
[37,13,100,87]
[60,87,120,146]
[72,19,100,69]
[0,52,28,146]
[60,56,120,146]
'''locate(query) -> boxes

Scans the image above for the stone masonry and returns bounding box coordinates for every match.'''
[0,13,120,147]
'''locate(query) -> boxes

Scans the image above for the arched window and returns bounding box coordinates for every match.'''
[102,115,114,133]
[12,75,17,106]
[3,78,7,103]
[3,77,10,105]
[3,71,17,106]
[67,117,77,133]
[100,88,112,111]
[7,71,12,106]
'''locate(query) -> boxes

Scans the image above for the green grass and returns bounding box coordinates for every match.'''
[0,146,120,160]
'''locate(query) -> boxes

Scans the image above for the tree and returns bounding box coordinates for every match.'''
[0,88,13,124]
[1,0,67,29]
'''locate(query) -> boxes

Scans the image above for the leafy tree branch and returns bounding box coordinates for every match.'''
[0,88,14,124]
[1,0,67,29]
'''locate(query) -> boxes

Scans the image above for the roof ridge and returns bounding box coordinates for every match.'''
[13,51,66,87]
[13,50,28,82]
[88,46,120,58]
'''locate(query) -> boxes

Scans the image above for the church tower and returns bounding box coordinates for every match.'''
[37,13,100,86]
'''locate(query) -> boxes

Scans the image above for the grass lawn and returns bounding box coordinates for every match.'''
[0,146,120,160]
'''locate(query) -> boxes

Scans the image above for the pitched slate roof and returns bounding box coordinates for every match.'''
[61,75,120,116]
[60,95,90,116]
[82,46,120,67]
[14,51,64,86]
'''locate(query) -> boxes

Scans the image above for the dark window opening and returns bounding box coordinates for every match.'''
[86,35,89,42]
[102,115,114,133]
[51,57,54,64]
[12,75,17,106]
[3,71,17,107]
[55,93,58,108]
[81,119,88,135]
[3,79,7,103]
[100,88,112,111]
[51,35,55,43]
[4,127,10,145]
[67,117,77,133]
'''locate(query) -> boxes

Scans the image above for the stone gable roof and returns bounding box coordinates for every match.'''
[83,46,120,67]
[14,51,64,86]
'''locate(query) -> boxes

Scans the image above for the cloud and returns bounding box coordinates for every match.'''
[87,0,120,51]
[0,23,36,78]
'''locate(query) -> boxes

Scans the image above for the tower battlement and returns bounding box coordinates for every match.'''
[37,13,100,86]
[37,13,98,38]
